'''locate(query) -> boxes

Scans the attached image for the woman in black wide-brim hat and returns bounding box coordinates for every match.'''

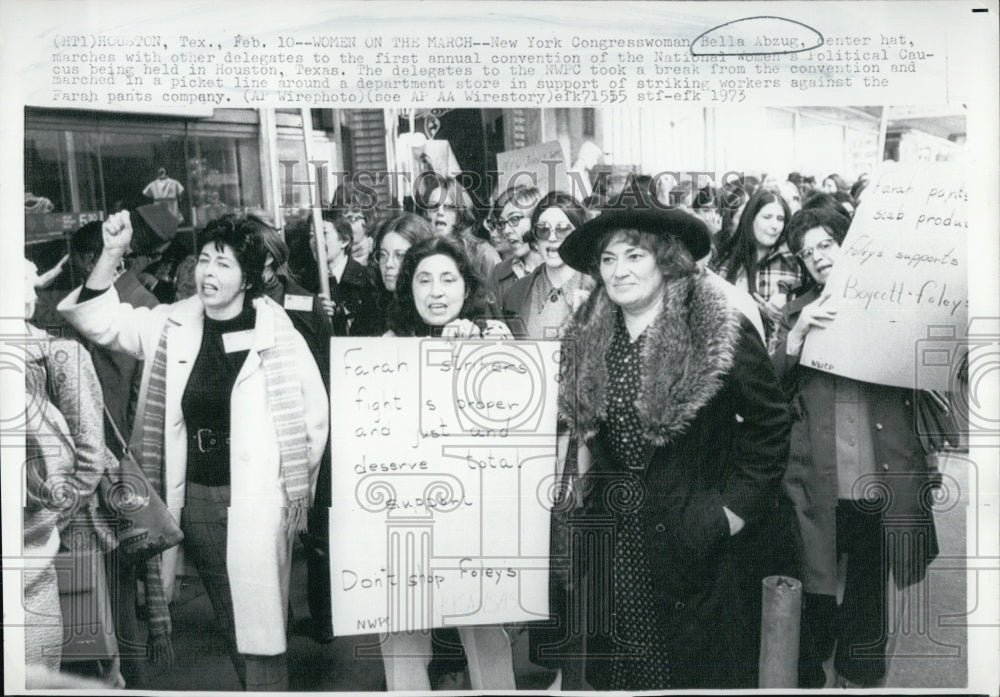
[541,206,792,690]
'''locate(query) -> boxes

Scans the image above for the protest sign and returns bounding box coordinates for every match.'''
[328,337,560,636]
[496,141,569,195]
[801,162,967,392]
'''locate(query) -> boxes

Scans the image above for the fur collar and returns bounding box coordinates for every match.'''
[559,273,742,446]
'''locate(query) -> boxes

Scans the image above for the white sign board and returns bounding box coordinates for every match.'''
[328,338,560,636]
[496,141,569,195]
[801,162,967,392]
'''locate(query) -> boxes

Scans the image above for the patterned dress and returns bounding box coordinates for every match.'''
[591,313,672,690]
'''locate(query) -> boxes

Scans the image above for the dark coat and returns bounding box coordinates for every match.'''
[266,274,333,387]
[265,274,333,508]
[552,275,791,689]
[329,257,382,338]
[486,256,525,303]
[771,288,939,595]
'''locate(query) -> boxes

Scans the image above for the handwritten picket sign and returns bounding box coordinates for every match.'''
[328,337,560,636]
[496,141,569,195]
[801,162,967,392]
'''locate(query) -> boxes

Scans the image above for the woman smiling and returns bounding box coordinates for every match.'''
[546,206,790,690]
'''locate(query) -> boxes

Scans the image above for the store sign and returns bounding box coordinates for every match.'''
[24,211,104,244]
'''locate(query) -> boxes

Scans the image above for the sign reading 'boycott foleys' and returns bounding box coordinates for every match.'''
[801,162,967,392]
[328,337,560,636]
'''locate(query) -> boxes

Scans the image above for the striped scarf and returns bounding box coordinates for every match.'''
[139,297,312,531]
[139,299,314,635]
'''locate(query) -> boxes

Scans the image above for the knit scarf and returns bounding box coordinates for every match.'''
[139,297,313,534]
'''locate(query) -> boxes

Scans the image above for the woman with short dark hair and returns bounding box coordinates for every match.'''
[59,211,328,691]
[773,209,940,688]
[379,235,513,691]
[485,185,544,299]
[424,177,501,282]
[387,236,505,339]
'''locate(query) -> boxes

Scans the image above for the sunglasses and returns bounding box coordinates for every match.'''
[533,222,575,241]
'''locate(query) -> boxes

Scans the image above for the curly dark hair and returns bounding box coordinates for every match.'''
[388,236,487,336]
[785,208,850,254]
[197,214,269,298]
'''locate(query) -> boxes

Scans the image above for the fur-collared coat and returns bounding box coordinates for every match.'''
[554,273,791,689]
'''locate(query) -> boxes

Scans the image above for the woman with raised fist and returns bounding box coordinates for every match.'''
[59,211,328,691]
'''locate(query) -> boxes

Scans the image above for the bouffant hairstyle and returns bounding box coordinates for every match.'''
[197,214,269,298]
[785,208,850,254]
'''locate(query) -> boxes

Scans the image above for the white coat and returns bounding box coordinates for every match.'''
[59,286,329,655]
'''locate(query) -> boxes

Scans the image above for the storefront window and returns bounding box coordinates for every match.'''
[96,131,187,216]
[24,128,103,242]
[188,136,262,228]
[24,111,264,247]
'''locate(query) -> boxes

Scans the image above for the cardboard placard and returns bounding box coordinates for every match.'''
[800,162,967,392]
[328,337,560,636]
[496,141,569,195]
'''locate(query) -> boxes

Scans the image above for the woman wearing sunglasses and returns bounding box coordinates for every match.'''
[500,192,595,340]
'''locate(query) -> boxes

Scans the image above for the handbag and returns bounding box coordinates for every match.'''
[56,546,118,663]
[98,406,183,560]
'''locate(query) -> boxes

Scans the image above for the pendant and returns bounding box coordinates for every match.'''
[549,290,561,303]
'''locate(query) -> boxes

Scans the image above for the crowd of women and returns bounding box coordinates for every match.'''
[22,164,946,691]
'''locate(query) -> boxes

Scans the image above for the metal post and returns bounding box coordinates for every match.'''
[759,574,802,688]
[301,108,331,299]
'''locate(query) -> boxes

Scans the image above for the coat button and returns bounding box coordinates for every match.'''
[654,523,666,533]
[875,423,884,430]
[904,399,911,406]
[881,463,890,471]
[675,601,685,610]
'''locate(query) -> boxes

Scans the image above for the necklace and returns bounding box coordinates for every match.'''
[535,270,580,313]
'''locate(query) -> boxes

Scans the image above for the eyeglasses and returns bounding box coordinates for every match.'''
[343,212,366,223]
[496,213,526,230]
[796,237,837,261]
[377,250,407,264]
[533,222,575,241]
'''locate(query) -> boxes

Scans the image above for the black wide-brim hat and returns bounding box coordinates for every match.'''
[559,207,711,274]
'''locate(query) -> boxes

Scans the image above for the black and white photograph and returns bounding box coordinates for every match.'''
[3,2,998,695]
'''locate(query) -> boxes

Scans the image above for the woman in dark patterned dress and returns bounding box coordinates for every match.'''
[550,206,791,690]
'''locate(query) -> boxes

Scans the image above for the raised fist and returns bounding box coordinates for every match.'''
[102,211,133,254]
